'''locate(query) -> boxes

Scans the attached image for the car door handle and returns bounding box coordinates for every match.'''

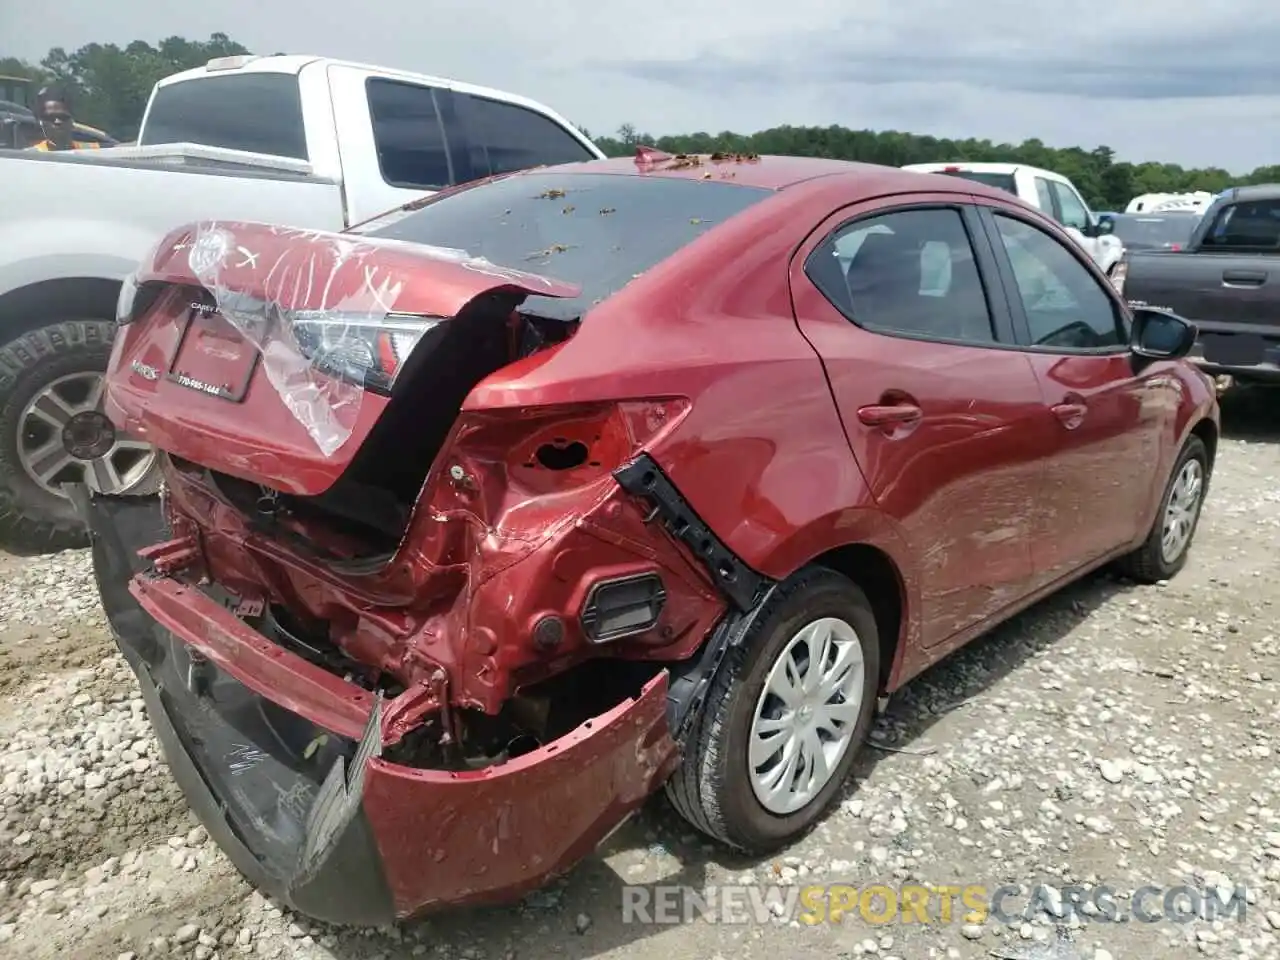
[1222,269,1266,286]
[857,403,922,426]
[1051,401,1087,428]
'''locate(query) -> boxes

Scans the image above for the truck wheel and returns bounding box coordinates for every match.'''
[0,319,159,555]
[665,567,880,853]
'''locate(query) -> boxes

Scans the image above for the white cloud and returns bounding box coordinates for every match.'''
[3,0,1277,170]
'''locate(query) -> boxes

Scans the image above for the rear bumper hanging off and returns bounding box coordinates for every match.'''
[68,485,396,926]
[68,485,678,922]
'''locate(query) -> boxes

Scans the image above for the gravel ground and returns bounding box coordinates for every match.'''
[1,386,1278,960]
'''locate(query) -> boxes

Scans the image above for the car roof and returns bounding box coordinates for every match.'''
[902,160,1068,182]
[519,152,996,195]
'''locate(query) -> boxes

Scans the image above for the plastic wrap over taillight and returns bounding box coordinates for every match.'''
[289,312,447,394]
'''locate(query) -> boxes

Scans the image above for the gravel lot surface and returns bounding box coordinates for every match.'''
[1,387,1278,960]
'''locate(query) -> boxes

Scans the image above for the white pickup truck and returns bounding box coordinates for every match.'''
[901,161,1126,277]
[0,54,605,554]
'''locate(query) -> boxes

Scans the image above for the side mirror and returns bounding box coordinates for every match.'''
[1096,217,1114,235]
[1131,307,1196,360]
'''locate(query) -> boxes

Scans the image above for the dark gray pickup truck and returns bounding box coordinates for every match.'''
[1119,183,1280,385]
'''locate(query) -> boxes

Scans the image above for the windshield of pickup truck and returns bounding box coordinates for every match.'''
[356,172,773,320]
[138,73,308,160]
[1201,198,1280,250]
[934,170,1018,195]
[1109,213,1199,251]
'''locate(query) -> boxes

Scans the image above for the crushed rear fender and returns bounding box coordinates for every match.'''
[69,485,680,922]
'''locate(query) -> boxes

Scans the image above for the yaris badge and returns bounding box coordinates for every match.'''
[130,360,159,381]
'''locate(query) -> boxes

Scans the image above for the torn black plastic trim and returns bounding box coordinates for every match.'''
[665,582,778,742]
[613,453,774,611]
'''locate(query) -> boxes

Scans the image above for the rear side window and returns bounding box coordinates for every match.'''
[807,208,997,344]
[366,79,452,191]
[139,74,308,159]
[455,95,595,176]
[1202,199,1280,249]
[357,172,771,320]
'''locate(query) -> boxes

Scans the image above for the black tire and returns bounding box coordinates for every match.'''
[665,566,880,853]
[1115,435,1209,583]
[0,319,116,555]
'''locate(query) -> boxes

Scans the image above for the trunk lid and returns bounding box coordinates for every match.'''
[108,220,580,495]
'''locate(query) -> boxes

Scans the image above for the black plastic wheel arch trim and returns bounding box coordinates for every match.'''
[613,453,774,612]
[665,582,778,743]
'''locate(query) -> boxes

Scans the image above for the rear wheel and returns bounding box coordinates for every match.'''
[0,319,160,555]
[665,566,880,852]
[1116,435,1208,583]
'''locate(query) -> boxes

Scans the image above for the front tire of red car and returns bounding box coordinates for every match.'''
[1116,434,1209,583]
[665,566,880,853]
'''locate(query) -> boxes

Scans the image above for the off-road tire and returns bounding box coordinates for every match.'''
[0,319,116,555]
[665,566,880,853]
[1115,435,1209,584]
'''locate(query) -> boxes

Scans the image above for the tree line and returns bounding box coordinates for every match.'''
[587,125,1280,212]
[3,35,1275,211]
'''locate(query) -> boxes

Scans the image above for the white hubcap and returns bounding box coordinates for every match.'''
[1161,458,1203,563]
[748,616,865,815]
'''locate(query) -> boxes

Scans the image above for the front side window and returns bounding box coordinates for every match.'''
[993,214,1125,350]
[808,208,996,344]
[1049,180,1090,230]
[456,95,595,176]
[366,78,452,190]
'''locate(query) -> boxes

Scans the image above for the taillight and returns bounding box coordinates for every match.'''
[1111,260,1127,294]
[288,311,445,394]
[426,399,692,532]
[1168,243,1182,251]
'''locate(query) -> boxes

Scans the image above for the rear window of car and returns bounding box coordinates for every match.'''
[1110,214,1198,248]
[934,170,1018,195]
[355,172,773,320]
[138,73,308,160]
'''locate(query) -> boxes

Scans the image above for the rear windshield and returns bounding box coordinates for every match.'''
[1110,214,1198,249]
[138,73,308,160]
[356,172,773,320]
[934,170,1018,195]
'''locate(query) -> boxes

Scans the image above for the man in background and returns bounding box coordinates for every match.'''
[28,86,100,151]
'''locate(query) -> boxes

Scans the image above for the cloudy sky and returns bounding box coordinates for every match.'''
[4,0,1278,172]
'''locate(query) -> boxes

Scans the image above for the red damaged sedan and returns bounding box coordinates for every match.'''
[75,150,1218,925]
